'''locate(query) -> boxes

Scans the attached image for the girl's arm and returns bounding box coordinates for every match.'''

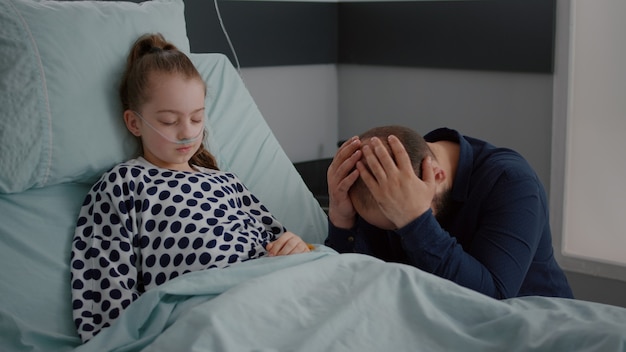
[70,177,141,342]
[231,174,309,255]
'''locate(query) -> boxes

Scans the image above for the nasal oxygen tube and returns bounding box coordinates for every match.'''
[133,111,203,145]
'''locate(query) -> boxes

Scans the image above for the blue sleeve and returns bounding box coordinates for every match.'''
[325,220,358,253]
[325,219,377,255]
[397,176,547,299]
[326,218,389,257]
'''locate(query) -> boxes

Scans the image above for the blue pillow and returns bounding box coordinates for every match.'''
[0,0,189,193]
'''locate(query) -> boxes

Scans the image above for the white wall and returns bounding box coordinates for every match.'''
[240,62,554,206]
[551,0,626,281]
[338,65,554,188]
[241,64,339,163]
[239,64,554,181]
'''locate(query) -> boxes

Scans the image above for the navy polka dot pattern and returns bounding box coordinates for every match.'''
[70,158,285,342]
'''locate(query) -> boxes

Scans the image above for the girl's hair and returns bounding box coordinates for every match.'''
[349,125,435,210]
[119,33,219,170]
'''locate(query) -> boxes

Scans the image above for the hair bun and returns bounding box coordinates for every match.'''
[148,46,164,54]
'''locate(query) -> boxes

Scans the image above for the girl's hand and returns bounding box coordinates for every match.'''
[266,231,312,256]
[327,137,362,229]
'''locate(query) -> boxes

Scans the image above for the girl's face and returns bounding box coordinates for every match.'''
[124,72,206,172]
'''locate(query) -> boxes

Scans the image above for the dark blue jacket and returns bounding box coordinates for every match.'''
[326,128,573,299]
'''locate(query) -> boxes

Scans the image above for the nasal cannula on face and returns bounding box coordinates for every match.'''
[132,111,203,145]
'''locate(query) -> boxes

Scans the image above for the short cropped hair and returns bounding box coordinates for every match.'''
[349,125,435,210]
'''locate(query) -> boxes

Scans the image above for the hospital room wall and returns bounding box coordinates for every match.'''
[183,0,340,163]
[333,41,626,310]
[240,65,339,163]
[235,1,626,308]
[240,63,554,206]
[133,0,626,307]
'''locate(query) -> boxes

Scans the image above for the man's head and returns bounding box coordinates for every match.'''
[348,125,452,229]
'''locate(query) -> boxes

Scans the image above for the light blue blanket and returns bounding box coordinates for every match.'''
[76,249,626,352]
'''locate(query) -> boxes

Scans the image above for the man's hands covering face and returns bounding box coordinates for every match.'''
[357,135,437,229]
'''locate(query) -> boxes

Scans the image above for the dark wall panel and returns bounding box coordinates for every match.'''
[128,0,555,72]
[184,0,338,67]
[338,0,556,73]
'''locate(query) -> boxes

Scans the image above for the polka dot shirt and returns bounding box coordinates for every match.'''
[70,157,286,341]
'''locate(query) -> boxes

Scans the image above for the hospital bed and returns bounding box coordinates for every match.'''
[1,1,625,351]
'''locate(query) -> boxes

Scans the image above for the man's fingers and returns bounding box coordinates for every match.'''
[370,137,398,173]
[355,160,371,181]
[355,158,388,206]
[361,141,389,183]
[329,137,361,180]
[340,168,360,190]
[338,136,358,149]
[388,135,413,173]
[336,137,361,164]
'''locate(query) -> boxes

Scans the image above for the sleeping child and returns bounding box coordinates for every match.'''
[70,33,311,342]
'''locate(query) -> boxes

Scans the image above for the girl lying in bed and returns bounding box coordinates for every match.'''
[70,33,311,342]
